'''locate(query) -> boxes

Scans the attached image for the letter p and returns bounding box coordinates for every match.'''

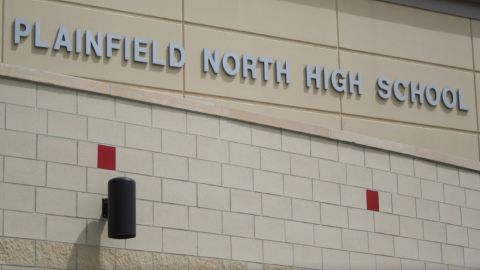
[14,18,32,45]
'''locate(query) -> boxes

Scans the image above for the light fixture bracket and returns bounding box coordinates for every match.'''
[102,198,108,218]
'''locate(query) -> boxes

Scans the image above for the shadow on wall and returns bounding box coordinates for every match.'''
[64,220,117,270]
[27,219,113,269]
[31,218,248,269]
[279,0,472,36]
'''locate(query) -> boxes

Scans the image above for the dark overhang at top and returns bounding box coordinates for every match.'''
[380,0,480,20]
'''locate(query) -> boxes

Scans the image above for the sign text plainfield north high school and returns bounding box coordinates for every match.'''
[13,18,469,112]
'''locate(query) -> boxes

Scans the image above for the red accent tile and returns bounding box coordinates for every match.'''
[98,145,116,170]
[366,190,379,212]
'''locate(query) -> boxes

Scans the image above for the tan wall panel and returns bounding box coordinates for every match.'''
[474,20,480,72]
[186,94,342,130]
[341,51,477,132]
[52,0,182,20]
[4,0,183,91]
[184,0,337,46]
[343,116,479,161]
[184,25,341,113]
[338,0,472,69]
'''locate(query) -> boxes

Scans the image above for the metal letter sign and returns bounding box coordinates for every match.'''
[12,18,469,112]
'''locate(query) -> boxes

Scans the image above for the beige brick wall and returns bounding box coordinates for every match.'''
[0,78,479,269]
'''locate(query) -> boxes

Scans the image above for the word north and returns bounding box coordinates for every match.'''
[13,18,185,68]
[202,49,363,96]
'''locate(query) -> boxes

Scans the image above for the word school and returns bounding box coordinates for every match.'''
[13,18,469,112]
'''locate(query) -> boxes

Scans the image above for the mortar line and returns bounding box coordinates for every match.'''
[2,155,4,182]
[182,0,186,98]
[335,0,344,131]
[1,0,4,64]
[3,101,5,134]
[469,19,480,162]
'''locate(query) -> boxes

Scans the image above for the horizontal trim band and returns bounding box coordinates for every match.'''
[0,63,478,171]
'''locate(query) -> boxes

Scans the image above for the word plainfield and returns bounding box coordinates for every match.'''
[13,18,186,68]
[12,17,470,112]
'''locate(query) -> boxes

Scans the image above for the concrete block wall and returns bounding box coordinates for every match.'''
[0,77,480,269]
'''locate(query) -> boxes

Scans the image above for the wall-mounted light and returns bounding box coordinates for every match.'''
[102,177,136,239]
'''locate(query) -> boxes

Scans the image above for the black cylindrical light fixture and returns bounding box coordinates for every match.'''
[107,177,136,239]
